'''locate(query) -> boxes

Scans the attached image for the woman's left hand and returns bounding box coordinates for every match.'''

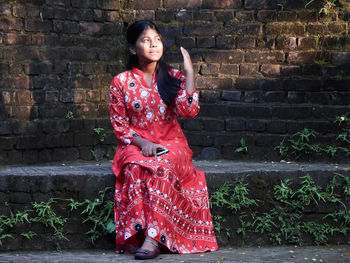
[180,47,194,76]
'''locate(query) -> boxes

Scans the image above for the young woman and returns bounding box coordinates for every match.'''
[109,20,218,260]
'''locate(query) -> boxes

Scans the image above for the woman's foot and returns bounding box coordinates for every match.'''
[134,237,160,260]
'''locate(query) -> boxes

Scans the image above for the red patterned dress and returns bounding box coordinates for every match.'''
[109,67,218,254]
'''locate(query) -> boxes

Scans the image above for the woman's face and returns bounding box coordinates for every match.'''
[131,27,163,66]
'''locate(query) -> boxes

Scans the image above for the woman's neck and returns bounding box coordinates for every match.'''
[137,62,157,75]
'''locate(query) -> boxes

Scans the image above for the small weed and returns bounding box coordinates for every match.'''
[235,138,248,153]
[93,127,106,142]
[65,111,74,120]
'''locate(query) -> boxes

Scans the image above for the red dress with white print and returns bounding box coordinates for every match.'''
[109,67,218,254]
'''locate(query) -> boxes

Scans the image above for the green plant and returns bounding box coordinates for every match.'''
[305,0,337,15]
[31,199,68,240]
[65,111,74,120]
[235,138,248,153]
[210,173,350,245]
[93,127,106,142]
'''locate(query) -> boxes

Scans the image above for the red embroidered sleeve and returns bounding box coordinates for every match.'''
[170,68,200,118]
[109,74,139,145]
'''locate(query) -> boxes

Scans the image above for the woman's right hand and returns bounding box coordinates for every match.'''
[132,137,165,157]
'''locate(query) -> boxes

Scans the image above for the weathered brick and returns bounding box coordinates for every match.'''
[245,91,263,103]
[329,92,350,105]
[245,51,285,63]
[197,77,232,90]
[199,90,220,103]
[245,0,279,9]
[16,91,33,105]
[240,63,260,76]
[197,36,215,48]
[215,10,234,21]
[199,147,220,160]
[203,50,244,64]
[266,22,305,36]
[257,10,277,22]
[79,22,104,35]
[298,37,317,49]
[202,0,242,8]
[71,0,96,8]
[176,37,196,48]
[73,90,86,103]
[328,22,348,34]
[264,91,285,102]
[319,36,342,50]
[96,0,120,10]
[155,11,175,22]
[287,51,324,64]
[13,5,26,18]
[184,22,221,36]
[222,90,242,101]
[247,119,266,132]
[224,23,262,36]
[256,36,275,49]
[215,36,236,49]
[164,0,201,8]
[175,9,193,22]
[277,11,298,22]
[307,23,328,35]
[307,92,330,105]
[0,18,23,31]
[298,10,318,22]
[25,19,52,32]
[331,52,350,64]
[260,64,280,76]
[277,36,297,50]
[193,10,214,21]
[220,64,239,75]
[235,11,254,21]
[226,119,246,131]
[200,63,220,75]
[236,36,255,49]
[52,148,79,161]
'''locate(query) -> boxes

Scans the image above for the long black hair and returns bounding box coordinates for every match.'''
[126,20,181,106]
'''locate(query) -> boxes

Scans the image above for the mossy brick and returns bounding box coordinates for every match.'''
[96,0,121,10]
[184,22,221,36]
[197,36,215,48]
[277,36,297,50]
[215,35,236,49]
[176,37,196,48]
[327,22,348,34]
[215,10,234,21]
[0,3,11,16]
[224,23,262,36]
[298,36,317,49]
[236,36,255,49]
[266,22,305,36]
[155,11,175,22]
[4,33,28,45]
[0,18,23,31]
[320,36,342,50]
[307,23,328,35]
[277,11,298,22]
[297,10,318,22]
[235,11,255,22]
[193,10,214,21]
[257,10,277,22]
[287,51,326,64]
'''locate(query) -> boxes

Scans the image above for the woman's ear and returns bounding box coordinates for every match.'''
[129,46,136,55]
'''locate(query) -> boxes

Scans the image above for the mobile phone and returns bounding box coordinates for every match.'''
[156,148,169,156]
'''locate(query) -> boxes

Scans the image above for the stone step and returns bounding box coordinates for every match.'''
[0,161,349,251]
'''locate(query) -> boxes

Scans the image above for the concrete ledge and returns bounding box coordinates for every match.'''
[1,161,350,251]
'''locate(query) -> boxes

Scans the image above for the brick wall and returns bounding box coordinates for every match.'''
[1,0,350,164]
